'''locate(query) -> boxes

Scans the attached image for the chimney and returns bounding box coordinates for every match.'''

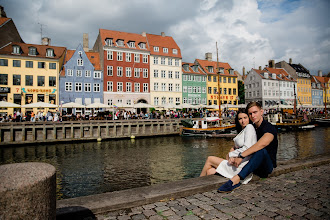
[318,70,322,77]
[289,58,292,64]
[268,60,275,68]
[259,66,262,70]
[242,66,245,77]
[161,32,165,37]
[142,32,146,37]
[205,52,212,61]
[41,37,51,46]
[0,6,7,18]
[83,33,89,52]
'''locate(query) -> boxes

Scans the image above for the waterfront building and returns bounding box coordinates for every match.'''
[196,53,238,106]
[59,44,103,113]
[147,32,182,107]
[245,67,296,107]
[0,7,24,48]
[313,71,330,106]
[181,62,207,105]
[93,29,150,110]
[311,74,324,106]
[275,59,312,105]
[0,42,66,115]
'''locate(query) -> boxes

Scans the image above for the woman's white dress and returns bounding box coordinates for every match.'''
[215,124,257,184]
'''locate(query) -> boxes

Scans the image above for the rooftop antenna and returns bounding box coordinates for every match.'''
[38,23,46,43]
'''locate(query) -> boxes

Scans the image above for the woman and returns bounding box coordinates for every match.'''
[200,110,257,185]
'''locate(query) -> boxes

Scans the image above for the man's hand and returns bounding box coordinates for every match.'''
[232,157,243,168]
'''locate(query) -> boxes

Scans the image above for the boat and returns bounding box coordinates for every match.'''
[313,118,330,126]
[181,117,236,137]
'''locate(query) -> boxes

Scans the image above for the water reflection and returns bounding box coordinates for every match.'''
[0,127,329,199]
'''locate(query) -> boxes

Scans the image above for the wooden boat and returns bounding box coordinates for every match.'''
[181,117,236,137]
[313,118,330,126]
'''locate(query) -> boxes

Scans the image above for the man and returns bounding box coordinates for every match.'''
[217,101,278,192]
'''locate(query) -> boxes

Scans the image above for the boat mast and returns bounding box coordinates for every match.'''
[325,79,328,118]
[293,83,297,117]
[216,42,221,125]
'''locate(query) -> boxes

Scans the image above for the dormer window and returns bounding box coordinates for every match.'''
[28,47,37,56]
[229,69,234,75]
[163,48,168,53]
[192,65,198,72]
[105,38,113,46]
[139,43,146,49]
[13,45,21,54]
[154,46,159,52]
[117,40,124,47]
[46,48,54,57]
[208,66,214,73]
[173,49,178,54]
[183,64,189,71]
[128,41,135,48]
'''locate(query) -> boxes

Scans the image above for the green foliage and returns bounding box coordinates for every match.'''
[238,80,245,104]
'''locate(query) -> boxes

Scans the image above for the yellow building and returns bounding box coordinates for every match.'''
[0,42,66,116]
[196,54,238,106]
[297,77,312,105]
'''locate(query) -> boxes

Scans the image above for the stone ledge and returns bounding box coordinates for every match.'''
[56,154,330,218]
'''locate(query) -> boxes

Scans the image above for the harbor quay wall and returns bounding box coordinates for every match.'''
[0,119,183,146]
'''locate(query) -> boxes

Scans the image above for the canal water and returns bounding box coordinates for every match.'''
[0,127,329,200]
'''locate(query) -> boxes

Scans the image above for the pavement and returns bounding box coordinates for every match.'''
[57,155,330,220]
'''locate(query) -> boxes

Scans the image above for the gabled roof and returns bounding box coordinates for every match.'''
[289,63,309,74]
[195,59,235,76]
[251,68,268,79]
[146,33,181,58]
[99,29,149,51]
[182,62,205,75]
[0,42,66,59]
[313,76,330,89]
[265,67,295,82]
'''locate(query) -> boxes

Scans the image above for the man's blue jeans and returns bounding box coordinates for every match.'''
[238,148,274,180]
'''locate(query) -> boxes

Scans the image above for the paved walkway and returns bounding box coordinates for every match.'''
[96,164,330,220]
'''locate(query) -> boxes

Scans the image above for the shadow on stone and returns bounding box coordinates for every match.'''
[56,206,96,220]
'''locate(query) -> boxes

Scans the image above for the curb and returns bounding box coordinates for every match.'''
[56,155,330,218]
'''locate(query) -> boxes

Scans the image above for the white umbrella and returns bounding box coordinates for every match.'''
[0,101,21,108]
[179,103,197,109]
[161,103,179,110]
[205,104,219,109]
[61,102,85,108]
[86,102,112,108]
[22,102,58,108]
[134,103,153,108]
[113,103,132,108]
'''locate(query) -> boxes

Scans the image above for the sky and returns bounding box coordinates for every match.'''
[1,0,329,75]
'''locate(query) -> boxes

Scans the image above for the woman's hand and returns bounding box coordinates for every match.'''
[228,157,235,165]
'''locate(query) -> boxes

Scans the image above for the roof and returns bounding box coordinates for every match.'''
[0,17,10,26]
[0,42,66,59]
[182,62,205,75]
[99,29,149,52]
[265,67,295,82]
[146,33,181,58]
[313,76,330,89]
[195,59,235,76]
[289,63,309,74]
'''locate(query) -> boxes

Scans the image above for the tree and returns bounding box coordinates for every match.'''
[238,80,245,104]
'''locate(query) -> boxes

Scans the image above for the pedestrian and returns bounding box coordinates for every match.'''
[217,101,278,192]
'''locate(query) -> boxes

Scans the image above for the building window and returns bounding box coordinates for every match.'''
[107,51,113,60]
[76,70,82,77]
[154,83,158,91]
[29,47,37,56]
[93,83,100,92]
[25,75,33,86]
[126,99,131,105]
[154,46,159,52]
[154,97,159,105]
[168,71,173,78]
[143,69,148,78]
[126,52,131,62]
[75,82,82,92]
[143,83,148,92]
[66,69,72,76]
[175,71,180,79]
[161,70,166,78]
[0,59,8,66]
[117,82,123,92]
[154,70,158,78]
[65,82,72,91]
[161,83,166,91]
[233,88,236,95]
[163,48,168,53]
[106,38,113,46]
[13,60,21,67]
[183,86,187,93]
[169,97,173,103]
[107,66,113,76]
[162,97,166,104]
[126,67,132,77]
[126,82,132,92]
[168,58,172,66]
[176,84,180,92]
[139,43,146,49]
[117,67,123,77]
[175,59,180,66]
[84,83,91,92]
[49,63,56,69]
[153,56,158,64]
[49,76,56,87]
[85,70,91,77]
[128,41,135,48]
[208,87,212,94]
[13,45,20,54]
[13,74,21,85]
[134,54,140,63]
[161,57,165,65]
[213,76,217,82]
[223,77,227,83]
[37,76,45,86]
[107,81,113,92]
[143,54,148,63]
[26,61,33,68]
[173,49,178,54]
[134,83,140,92]
[168,83,173,92]
[188,86,192,93]
[117,52,123,61]
[38,62,45,68]
[94,71,101,78]
[77,59,83,66]
[134,68,140,78]
[0,74,8,85]
[46,49,54,57]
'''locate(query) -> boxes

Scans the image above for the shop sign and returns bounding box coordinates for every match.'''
[21,88,56,93]
[0,87,10,93]
[210,95,234,100]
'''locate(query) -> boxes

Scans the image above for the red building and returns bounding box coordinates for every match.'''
[93,29,150,107]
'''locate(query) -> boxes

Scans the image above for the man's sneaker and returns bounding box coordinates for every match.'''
[217,180,241,193]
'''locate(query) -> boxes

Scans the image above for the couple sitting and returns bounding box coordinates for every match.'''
[200,101,278,192]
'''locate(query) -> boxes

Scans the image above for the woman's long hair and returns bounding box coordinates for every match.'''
[235,109,253,133]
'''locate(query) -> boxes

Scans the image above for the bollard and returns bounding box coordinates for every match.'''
[0,162,56,220]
